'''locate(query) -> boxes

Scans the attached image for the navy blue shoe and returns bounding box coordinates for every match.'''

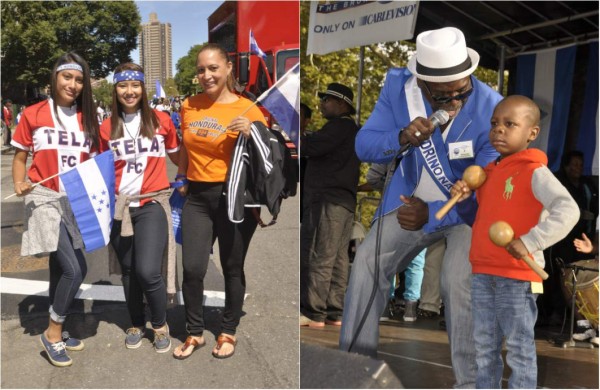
[125,327,145,349]
[40,332,72,367]
[62,331,84,351]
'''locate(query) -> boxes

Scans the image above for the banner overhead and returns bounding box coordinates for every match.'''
[307,1,419,55]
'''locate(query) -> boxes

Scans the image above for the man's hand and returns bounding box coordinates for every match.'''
[398,117,435,147]
[397,195,428,230]
[506,238,529,260]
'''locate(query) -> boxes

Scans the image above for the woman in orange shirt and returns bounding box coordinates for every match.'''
[173,43,266,360]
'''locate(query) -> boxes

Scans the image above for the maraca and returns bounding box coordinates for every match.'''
[488,221,549,280]
[435,165,486,220]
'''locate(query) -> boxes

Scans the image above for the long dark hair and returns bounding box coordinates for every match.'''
[50,52,99,150]
[197,43,236,92]
[110,62,159,140]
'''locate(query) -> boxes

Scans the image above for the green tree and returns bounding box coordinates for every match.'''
[92,79,113,109]
[1,1,140,104]
[174,44,205,96]
[164,78,179,98]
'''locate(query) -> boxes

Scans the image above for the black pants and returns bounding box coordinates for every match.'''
[111,202,168,329]
[48,222,87,323]
[181,182,258,336]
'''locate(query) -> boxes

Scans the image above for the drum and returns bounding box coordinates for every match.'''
[562,259,599,329]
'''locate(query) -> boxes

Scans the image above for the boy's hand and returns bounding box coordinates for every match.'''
[450,179,472,203]
[506,238,529,260]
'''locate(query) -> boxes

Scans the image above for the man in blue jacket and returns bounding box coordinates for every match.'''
[339,27,502,388]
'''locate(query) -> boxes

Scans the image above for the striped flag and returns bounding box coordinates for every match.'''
[576,42,599,175]
[250,29,267,59]
[257,63,300,147]
[515,45,577,172]
[156,80,166,98]
[61,151,115,252]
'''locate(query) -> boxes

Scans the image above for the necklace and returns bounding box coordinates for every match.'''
[123,113,141,164]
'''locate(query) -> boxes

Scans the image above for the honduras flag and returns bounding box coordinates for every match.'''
[156,80,166,98]
[61,151,115,252]
[576,42,599,175]
[250,29,267,59]
[257,63,300,147]
[515,45,576,172]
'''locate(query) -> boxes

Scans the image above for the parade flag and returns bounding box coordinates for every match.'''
[156,80,166,98]
[257,63,300,147]
[576,42,599,175]
[61,151,115,252]
[250,29,267,58]
[515,44,576,172]
[307,1,419,55]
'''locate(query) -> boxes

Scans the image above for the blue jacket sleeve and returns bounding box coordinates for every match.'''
[355,69,406,164]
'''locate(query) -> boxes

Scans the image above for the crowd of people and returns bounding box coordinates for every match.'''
[299,26,598,388]
[9,42,281,367]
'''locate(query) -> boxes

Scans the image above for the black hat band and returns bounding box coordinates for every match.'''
[416,57,471,77]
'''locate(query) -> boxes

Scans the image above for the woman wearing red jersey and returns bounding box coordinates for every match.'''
[100,63,180,354]
[172,43,267,360]
[11,52,100,367]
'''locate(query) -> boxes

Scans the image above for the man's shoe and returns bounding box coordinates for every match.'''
[61,331,84,351]
[380,299,396,321]
[300,315,325,328]
[417,308,439,318]
[153,325,171,353]
[125,327,145,349]
[590,331,599,347]
[403,300,418,322]
[40,332,72,367]
[573,320,596,341]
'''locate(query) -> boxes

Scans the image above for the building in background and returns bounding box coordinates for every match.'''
[139,12,172,97]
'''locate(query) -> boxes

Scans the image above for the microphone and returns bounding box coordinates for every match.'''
[397,110,450,155]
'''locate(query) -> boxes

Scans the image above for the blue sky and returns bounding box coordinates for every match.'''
[131,0,224,76]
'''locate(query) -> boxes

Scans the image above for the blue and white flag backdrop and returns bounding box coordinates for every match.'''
[515,45,576,172]
[61,151,116,252]
[257,63,300,147]
[155,80,166,98]
[250,29,267,59]
[576,42,599,176]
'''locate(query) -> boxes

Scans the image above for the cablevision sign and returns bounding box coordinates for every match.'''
[307,1,419,55]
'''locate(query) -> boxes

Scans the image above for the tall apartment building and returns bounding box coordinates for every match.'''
[138,12,172,96]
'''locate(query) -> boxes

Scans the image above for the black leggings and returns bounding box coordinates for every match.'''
[110,202,168,329]
[181,182,258,336]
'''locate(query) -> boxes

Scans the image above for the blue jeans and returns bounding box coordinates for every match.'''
[340,211,476,388]
[403,248,426,302]
[471,274,538,389]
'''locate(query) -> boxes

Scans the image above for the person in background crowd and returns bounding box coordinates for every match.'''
[11,52,100,367]
[300,83,361,328]
[3,99,14,146]
[299,102,312,222]
[100,62,180,354]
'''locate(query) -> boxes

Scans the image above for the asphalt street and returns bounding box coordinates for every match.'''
[0,147,300,388]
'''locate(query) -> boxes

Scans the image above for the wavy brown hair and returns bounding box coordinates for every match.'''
[50,52,100,150]
[110,62,159,140]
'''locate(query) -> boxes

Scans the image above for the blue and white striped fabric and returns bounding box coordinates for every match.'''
[250,29,267,59]
[576,42,599,175]
[257,63,300,147]
[155,80,166,98]
[61,151,115,252]
[515,45,576,172]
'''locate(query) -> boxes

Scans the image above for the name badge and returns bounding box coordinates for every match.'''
[448,140,474,160]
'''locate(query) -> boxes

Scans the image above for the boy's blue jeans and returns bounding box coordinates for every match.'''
[471,274,539,389]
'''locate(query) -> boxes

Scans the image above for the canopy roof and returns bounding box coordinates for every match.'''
[414,1,599,69]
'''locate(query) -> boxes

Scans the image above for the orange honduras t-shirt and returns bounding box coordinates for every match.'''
[181,93,267,183]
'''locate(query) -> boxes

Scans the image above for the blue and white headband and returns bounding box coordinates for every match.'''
[113,70,145,83]
[56,63,83,73]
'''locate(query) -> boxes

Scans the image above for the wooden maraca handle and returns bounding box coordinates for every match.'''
[435,193,461,220]
[520,256,549,280]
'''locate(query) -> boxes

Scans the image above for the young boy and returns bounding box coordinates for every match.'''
[451,95,579,388]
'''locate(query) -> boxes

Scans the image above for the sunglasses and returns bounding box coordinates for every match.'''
[422,81,473,104]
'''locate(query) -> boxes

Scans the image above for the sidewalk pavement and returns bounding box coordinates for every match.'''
[1,148,300,388]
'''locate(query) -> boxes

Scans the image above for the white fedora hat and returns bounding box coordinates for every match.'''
[407,27,479,83]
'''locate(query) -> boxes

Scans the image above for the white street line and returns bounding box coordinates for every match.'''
[0,277,247,308]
